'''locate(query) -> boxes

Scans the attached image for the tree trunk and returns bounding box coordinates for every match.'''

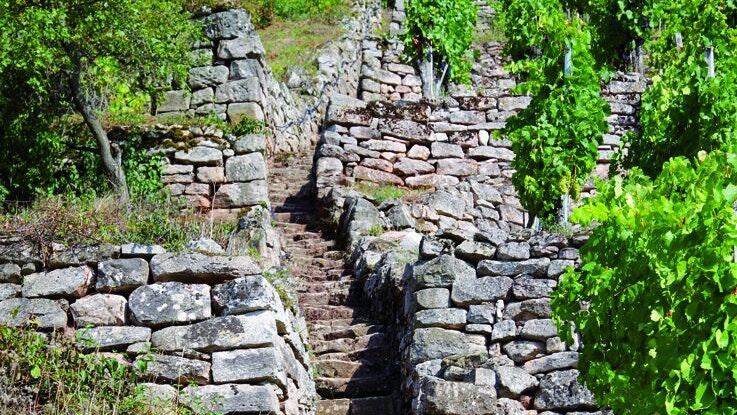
[69,70,129,205]
[419,49,435,100]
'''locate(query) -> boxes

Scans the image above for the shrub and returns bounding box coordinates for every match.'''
[552,149,737,413]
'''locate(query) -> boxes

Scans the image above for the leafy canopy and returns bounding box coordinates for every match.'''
[553,150,737,414]
[499,0,609,223]
[403,0,478,84]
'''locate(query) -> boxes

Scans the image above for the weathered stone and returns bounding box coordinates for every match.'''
[213,180,268,208]
[75,326,151,351]
[425,190,465,219]
[151,253,260,283]
[230,59,262,80]
[217,34,264,59]
[410,327,486,364]
[363,139,406,153]
[174,146,223,166]
[319,144,361,163]
[503,340,544,363]
[203,9,254,39]
[214,78,261,103]
[151,312,278,352]
[431,142,464,158]
[369,69,401,85]
[192,88,214,106]
[478,258,550,277]
[181,384,280,414]
[379,118,431,141]
[316,157,343,188]
[534,370,596,411]
[415,288,451,309]
[70,294,126,327]
[413,255,475,289]
[225,152,266,182]
[513,277,557,299]
[455,241,496,262]
[450,111,485,125]
[22,266,93,299]
[407,145,430,160]
[415,308,467,329]
[211,347,285,385]
[436,159,479,176]
[394,158,434,175]
[548,259,575,278]
[189,66,229,89]
[497,398,526,415]
[232,134,267,154]
[504,298,552,320]
[47,244,119,268]
[0,283,20,300]
[0,298,67,329]
[138,354,210,385]
[212,275,282,315]
[451,276,513,306]
[496,366,539,397]
[386,204,416,229]
[467,304,496,324]
[496,242,531,260]
[524,351,579,374]
[128,282,211,327]
[164,164,194,175]
[469,146,515,161]
[227,102,264,123]
[96,258,149,293]
[158,90,190,113]
[0,263,21,283]
[417,377,497,415]
[520,318,558,340]
[354,166,403,185]
[406,174,459,188]
[491,319,517,342]
[499,96,532,111]
[120,243,165,258]
[196,166,226,183]
[185,238,225,256]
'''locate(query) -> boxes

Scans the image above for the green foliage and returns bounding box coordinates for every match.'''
[368,224,384,237]
[187,0,348,28]
[403,0,478,84]
[617,0,737,176]
[500,0,609,223]
[226,117,266,136]
[263,268,297,311]
[553,149,737,414]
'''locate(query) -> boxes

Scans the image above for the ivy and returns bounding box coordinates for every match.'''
[403,0,478,84]
[499,0,609,223]
[553,149,737,414]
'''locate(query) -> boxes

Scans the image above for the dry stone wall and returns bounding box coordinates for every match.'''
[158,1,382,155]
[0,238,315,415]
[319,171,602,413]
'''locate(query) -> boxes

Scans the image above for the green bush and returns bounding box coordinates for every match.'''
[553,149,737,414]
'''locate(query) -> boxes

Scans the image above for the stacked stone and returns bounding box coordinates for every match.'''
[0,243,316,414]
[158,1,382,156]
[359,0,423,102]
[147,125,268,215]
[594,72,646,183]
[317,94,519,194]
[474,0,497,32]
[158,9,266,125]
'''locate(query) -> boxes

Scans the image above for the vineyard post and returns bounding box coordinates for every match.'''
[705,47,715,78]
[559,44,573,226]
[675,32,683,49]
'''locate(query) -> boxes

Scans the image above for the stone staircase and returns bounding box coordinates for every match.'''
[268,154,399,415]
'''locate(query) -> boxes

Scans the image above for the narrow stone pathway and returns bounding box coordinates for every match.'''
[268,154,399,415]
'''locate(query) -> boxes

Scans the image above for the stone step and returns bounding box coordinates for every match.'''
[298,290,350,307]
[302,305,363,321]
[311,332,387,355]
[314,359,387,379]
[316,375,394,398]
[316,396,397,415]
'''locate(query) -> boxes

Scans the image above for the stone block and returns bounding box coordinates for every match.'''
[512,277,557,299]
[534,369,596,411]
[409,327,486,364]
[495,366,538,397]
[212,275,282,315]
[174,146,223,166]
[353,166,403,185]
[217,34,264,59]
[413,255,475,289]
[151,253,261,283]
[138,354,210,385]
[416,377,497,414]
[524,351,579,374]
[158,90,190,113]
[232,134,266,154]
[394,158,434,175]
[451,276,513,306]
[415,288,451,309]
[0,263,21,283]
[478,258,550,277]
[230,59,263,80]
[0,283,20,300]
[227,102,264,123]
[225,152,267,182]
[431,142,464,158]
[97,258,149,293]
[203,9,254,40]
[214,77,262,103]
[75,326,151,351]
[211,347,286,386]
[406,174,459,188]
[22,266,93,299]
[181,384,280,414]
[415,308,466,329]
[436,159,479,176]
[128,282,211,327]
[0,298,67,329]
[467,304,496,324]
[71,294,126,327]
[520,318,558,340]
[189,66,229,89]
[213,180,268,208]
[196,166,226,183]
